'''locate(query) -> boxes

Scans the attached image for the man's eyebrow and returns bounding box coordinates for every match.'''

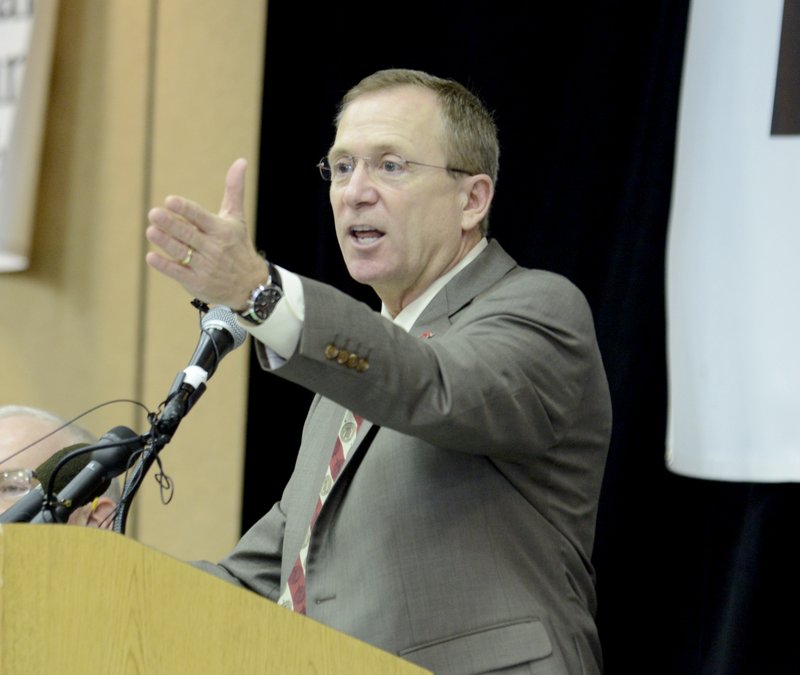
[327,144,400,158]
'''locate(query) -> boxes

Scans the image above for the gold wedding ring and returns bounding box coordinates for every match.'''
[179,246,194,267]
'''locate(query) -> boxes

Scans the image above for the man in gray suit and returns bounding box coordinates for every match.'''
[145,68,612,675]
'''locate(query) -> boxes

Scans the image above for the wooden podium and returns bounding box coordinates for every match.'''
[0,524,431,674]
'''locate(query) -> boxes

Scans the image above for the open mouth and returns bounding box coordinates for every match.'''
[349,226,384,244]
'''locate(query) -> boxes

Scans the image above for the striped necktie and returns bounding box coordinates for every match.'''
[278,409,363,614]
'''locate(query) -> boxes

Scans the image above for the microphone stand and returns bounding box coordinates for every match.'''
[111,406,185,535]
[111,304,244,532]
[111,433,162,534]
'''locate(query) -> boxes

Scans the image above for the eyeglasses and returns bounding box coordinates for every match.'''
[0,468,38,500]
[317,154,470,185]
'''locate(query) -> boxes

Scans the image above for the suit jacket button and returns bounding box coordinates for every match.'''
[356,358,369,372]
[324,344,339,360]
[336,349,350,365]
[346,353,359,368]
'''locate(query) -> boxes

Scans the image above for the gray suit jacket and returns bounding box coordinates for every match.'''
[196,240,612,675]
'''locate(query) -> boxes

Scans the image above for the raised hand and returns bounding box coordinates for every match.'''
[145,158,268,309]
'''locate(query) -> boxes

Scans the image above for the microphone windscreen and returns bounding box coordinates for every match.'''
[202,305,247,350]
[33,443,93,492]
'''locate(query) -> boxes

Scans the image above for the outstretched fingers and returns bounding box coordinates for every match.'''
[220,157,248,219]
[156,158,247,236]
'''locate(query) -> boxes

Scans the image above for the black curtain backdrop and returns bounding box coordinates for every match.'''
[241,3,797,673]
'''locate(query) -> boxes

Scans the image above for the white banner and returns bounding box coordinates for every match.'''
[666,0,800,481]
[0,0,59,272]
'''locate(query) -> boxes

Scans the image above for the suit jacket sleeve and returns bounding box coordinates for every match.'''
[260,255,609,464]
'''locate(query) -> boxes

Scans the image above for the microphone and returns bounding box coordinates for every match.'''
[30,425,143,524]
[0,443,96,524]
[155,305,247,437]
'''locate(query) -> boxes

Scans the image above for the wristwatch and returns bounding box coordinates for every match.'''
[237,261,283,325]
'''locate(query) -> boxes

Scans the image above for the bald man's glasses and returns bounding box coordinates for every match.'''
[0,468,37,500]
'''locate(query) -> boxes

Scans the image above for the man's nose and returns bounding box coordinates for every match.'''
[342,162,379,204]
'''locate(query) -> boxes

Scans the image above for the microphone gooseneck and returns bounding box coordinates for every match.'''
[154,305,246,439]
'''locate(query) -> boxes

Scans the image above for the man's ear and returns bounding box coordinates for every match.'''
[87,496,117,529]
[460,174,494,233]
[67,497,117,529]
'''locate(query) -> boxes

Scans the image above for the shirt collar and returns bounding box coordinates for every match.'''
[382,238,488,332]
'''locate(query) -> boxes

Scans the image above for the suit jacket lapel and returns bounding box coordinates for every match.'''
[412,239,517,339]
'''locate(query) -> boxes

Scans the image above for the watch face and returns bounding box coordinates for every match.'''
[253,286,282,320]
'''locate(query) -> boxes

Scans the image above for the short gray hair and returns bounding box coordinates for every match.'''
[336,68,500,235]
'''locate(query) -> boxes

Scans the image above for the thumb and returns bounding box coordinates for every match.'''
[219,157,248,219]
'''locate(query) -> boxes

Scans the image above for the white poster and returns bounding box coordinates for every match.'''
[666,0,800,481]
[0,0,59,272]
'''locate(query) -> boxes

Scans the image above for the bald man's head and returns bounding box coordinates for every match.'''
[0,406,94,470]
[0,405,120,526]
